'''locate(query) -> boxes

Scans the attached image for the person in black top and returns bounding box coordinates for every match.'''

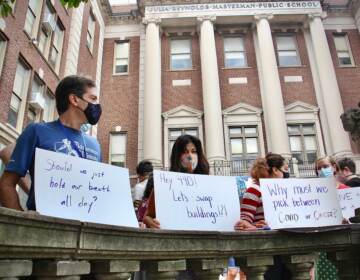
[337,158,360,188]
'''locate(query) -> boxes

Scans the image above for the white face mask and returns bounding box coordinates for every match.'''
[181,154,198,171]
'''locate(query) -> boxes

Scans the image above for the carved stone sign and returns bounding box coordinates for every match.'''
[145,1,322,18]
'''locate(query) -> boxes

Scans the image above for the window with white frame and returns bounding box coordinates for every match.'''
[288,124,318,164]
[0,35,7,76]
[224,37,247,68]
[109,133,126,167]
[8,60,30,129]
[27,107,37,124]
[86,12,96,52]
[0,142,6,176]
[229,126,259,160]
[333,33,354,66]
[49,21,64,72]
[168,128,198,156]
[38,2,55,56]
[114,41,129,74]
[275,35,300,67]
[28,76,45,122]
[170,39,192,70]
[42,90,55,122]
[24,0,42,37]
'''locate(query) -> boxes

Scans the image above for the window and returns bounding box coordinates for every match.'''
[170,39,192,70]
[27,107,37,124]
[42,90,55,122]
[8,61,30,129]
[168,128,198,156]
[288,124,318,164]
[24,0,42,37]
[229,126,259,160]
[224,37,247,68]
[333,34,354,66]
[0,142,6,176]
[38,2,55,56]
[114,41,129,74]
[275,35,300,66]
[49,21,64,72]
[109,133,126,167]
[86,12,96,52]
[0,35,7,76]
[28,76,45,122]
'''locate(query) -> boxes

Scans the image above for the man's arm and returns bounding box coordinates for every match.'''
[0,144,31,194]
[0,171,22,210]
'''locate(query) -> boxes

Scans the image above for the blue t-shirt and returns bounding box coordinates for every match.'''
[5,120,102,210]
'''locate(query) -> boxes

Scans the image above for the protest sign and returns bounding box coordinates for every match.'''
[153,170,240,231]
[260,178,343,229]
[35,148,138,227]
[236,176,251,201]
[338,187,360,220]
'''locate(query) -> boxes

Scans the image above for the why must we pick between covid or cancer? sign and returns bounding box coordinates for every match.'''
[260,178,343,229]
[34,148,139,227]
[153,170,240,231]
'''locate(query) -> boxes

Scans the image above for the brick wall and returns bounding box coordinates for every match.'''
[0,0,71,130]
[161,35,204,113]
[327,29,360,154]
[97,37,140,174]
[77,4,100,81]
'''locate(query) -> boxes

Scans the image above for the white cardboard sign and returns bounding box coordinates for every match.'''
[260,178,343,229]
[153,170,240,231]
[338,187,360,220]
[35,148,138,227]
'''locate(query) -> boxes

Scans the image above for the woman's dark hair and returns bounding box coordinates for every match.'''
[170,134,209,175]
[136,160,153,177]
[55,75,96,115]
[266,153,286,175]
[143,172,154,199]
[250,153,286,184]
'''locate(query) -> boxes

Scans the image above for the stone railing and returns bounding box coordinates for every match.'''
[0,207,359,280]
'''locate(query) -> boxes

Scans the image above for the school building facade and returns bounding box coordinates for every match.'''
[0,0,359,178]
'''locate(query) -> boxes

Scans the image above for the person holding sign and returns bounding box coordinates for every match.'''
[234,153,290,231]
[315,156,348,189]
[143,134,209,229]
[0,75,102,211]
[336,157,360,188]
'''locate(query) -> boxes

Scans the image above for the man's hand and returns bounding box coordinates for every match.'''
[0,171,23,211]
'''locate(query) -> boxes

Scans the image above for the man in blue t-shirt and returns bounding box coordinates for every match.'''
[0,75,102,211]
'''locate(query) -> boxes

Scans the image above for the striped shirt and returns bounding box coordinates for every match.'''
[240,182,264,223]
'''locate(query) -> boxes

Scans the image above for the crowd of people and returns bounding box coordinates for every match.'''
[0,75,359,280]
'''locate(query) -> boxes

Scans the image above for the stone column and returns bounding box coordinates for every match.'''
[143,18,163,167]
[142,260,185,280]
[254,14,291,158]
[197,16,226,163]
[282,254,317,280]
[187,258,227,280]
[64,3,85,76]
[90,260,139,280]
[308,13,352,157]
[328,251,360,279]
[32,260,90,280]
[238,256,273,280]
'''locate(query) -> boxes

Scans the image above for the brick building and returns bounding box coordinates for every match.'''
[0,0,359,178]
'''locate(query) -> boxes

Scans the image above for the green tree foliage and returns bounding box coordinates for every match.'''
[0,0,89,17]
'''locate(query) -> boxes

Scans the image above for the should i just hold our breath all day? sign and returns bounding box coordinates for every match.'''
[35,148,138,227]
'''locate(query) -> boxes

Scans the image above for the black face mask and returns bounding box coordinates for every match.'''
[83,101,102,125]
[281,170,290,179]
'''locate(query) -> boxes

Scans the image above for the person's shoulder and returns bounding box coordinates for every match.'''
[24,121,57,132]
[346,177,360,188]
[83,134,101,150]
